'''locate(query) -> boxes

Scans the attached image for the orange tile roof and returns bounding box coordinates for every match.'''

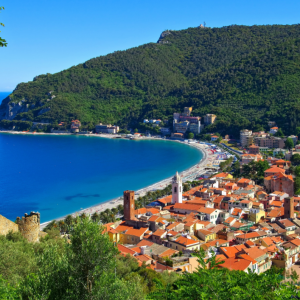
[238,254,257,264]
[261,237,274,246]
[245,240,255,247]
[166,222,181,230]
[158,248,178,258]
[234,244,246,251]
[125,227,148,237]
[117,244,137,256]
[220,247,239,258]
[215,172,230,178]
[224,217,235,224]
[243,247,267,260]
[215,254,227,262]
[198,229,214,236]
[152,229,167,237]
[157,195,172,204]
[237,232,260,240]
[175,236,199,246]
[290,239,300,246]
[264,167,285,174]
[135,208,147,215]
[136,254,152,262]
[269,201,283,207]
[115,222,134,232]
[199,207,216,214]
[148,215,159,222]
[279,219,295,228]
[136,239,154,247]
[173,203,204,212]
[147,208,160,214]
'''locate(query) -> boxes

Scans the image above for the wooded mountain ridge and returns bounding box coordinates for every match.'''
[1,24,300,135]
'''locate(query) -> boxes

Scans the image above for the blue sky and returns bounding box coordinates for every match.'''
[1,0,300,91]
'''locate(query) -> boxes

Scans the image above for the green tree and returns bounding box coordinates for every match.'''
[188,132,194,139]
[295,177,300,195]
[274,128,284,137]
[0,7,6,47]
[294,166,300,177]
[291,154,300,166]
[285,137,294,150]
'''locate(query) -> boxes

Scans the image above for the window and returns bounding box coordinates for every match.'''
[174,187,177,193]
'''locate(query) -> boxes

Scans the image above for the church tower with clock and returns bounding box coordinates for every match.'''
[124,190,135,221]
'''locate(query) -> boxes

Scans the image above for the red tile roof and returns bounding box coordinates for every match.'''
[219,258,252,271]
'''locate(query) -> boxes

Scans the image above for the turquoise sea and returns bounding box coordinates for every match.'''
[0,133,202,223]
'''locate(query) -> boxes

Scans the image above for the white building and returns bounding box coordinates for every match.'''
[270,127,278,134]
[172,172,182,204]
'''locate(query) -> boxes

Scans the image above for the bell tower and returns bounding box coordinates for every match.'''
[124,190,135,220]
[284,197,294,219]
[172,172,182,204]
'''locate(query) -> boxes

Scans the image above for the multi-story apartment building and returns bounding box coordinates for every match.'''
[240,130,253,147]
[254,136,285,149]
[173,107,201,134]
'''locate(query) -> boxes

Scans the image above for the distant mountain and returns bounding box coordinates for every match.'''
[1,24,300,135]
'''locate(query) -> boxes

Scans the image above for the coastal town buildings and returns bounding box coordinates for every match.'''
[95,123,119,134]
[173,107,201,135]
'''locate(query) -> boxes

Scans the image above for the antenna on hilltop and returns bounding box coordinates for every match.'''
[204,21,206,28]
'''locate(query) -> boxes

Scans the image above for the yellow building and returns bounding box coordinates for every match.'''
[196,229,216,243]
[249,208,265,223]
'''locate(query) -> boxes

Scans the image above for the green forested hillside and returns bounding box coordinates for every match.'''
[2,24,300,135]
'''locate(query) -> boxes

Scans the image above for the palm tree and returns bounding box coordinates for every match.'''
[91,212,99,223]
[111,208,118,216]
[80,212,87,219]
[58,220,66,233]
[64,215,73,226]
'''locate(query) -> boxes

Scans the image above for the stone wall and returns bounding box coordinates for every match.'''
[17,212,40,242]
[0,214,19,235]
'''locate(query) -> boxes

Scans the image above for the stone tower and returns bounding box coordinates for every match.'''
[172,172,182,204]
[284,197,294,219]
[124,190,135,221]
[16,212,40,242]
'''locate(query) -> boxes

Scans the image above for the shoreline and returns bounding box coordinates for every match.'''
[0,130,220,229]
[39,140,219,229]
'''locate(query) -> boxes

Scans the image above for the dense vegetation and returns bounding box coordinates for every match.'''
[0,218,298,299]
[2,25,300,135]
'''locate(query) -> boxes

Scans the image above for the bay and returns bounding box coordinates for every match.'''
[0,134,202,222]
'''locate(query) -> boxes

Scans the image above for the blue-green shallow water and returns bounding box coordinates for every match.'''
[0,134,202,222]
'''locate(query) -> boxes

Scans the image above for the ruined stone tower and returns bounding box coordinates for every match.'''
[16,211,40,242]
[124,190,135,221]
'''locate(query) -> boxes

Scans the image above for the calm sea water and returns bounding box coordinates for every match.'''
[0,92,11,104]
[0,134,202,222]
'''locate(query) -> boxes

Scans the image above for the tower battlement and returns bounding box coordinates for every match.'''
[17,211,40,242]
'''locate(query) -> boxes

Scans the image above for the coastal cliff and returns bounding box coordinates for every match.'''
[2,24,300,135]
